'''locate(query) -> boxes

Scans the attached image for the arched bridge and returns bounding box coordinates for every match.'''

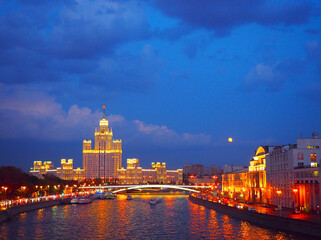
[79,184,210,194]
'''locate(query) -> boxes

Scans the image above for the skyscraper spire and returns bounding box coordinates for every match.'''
[103,104,106,119]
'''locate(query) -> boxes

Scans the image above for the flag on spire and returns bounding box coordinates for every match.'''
[103,105,106,119]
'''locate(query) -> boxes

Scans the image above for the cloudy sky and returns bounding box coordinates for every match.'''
[0,0,320,171]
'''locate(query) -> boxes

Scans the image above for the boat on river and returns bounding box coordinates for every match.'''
[127,195,132,200]
[78,197,92,204]
[105,193,116,200]
[149,198,156,205]
[70,198,79,204]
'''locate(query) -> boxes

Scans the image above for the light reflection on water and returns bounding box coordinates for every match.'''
[0,195,301,240]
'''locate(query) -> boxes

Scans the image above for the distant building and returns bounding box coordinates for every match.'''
[184,164,222,177]
[204,165,223,176]
[223,165,247,174]
[30,159,84,181]
[118,159,183,184]
[183,164,204,177]
[83,105,122,179]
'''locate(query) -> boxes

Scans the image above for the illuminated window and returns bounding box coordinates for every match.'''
[297,153,304,160]
[311,153,317,161]
[311,162,318,168]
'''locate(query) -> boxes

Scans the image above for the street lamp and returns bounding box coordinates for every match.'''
[276,190,282,210]
[21,186,26,198]
[2,187,8,200]
[293,188,298,209]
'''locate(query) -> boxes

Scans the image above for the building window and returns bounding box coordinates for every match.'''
[297,153,304,160]
[311,153,317,161]
[311,162,318,168]
[298,162,304,168]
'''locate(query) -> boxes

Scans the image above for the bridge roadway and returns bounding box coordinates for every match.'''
[79,184,210,193]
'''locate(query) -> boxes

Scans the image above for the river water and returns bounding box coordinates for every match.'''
[0,195,301,240]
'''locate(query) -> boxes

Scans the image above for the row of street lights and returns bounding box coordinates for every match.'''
[1,185,69,200]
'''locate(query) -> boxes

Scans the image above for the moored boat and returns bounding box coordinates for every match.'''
[70,197,79,204]
[127,195,132,200]
[105,193,116,200]
[78,197,92,204]
[149,198,156,205]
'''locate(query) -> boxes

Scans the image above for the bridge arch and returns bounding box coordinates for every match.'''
[111,185,200,194]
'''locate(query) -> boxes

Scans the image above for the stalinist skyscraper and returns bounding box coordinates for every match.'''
[83,105,122,179]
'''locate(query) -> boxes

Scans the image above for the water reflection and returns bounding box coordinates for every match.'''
[0,195,303,240]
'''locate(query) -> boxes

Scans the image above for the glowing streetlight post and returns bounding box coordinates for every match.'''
[276,190,282,214]
[22,186,26,199]
[293,188,298,209]
[2,187,8,201]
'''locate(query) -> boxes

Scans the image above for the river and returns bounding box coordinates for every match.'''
[0,195,300,240]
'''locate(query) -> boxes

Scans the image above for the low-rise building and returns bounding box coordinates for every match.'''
[222,168,248,201]
[118,159,183,184]
[30,159,84,181]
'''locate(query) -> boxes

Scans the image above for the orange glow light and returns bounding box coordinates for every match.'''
[293,188,298,193]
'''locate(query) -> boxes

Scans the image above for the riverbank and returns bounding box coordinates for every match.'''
[0,198,70,225]
[189,194,321,238]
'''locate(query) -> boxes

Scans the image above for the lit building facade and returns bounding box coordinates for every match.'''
[83,105,122,179]
[118,159,183,184]
[222,146,271,203]
[30,159,84,181]
[222,168,248,201]
[247,146,272,204]
[266,133,321,210]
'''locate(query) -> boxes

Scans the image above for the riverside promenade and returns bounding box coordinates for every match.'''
[0,198,70,225]
[189,194,321,238]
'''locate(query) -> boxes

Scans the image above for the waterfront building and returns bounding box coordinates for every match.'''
[222,168,248,201]
[118,158,142,184]
[30,159,84,181]
[218,133,321,211]
[83,105,122,179]
[222,146,272,203]
[189,175,220,185]
[247,146,273,204]
[266,133,321,210]
[118,159,183,184]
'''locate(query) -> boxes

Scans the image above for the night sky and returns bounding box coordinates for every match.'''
[0,0,320,171]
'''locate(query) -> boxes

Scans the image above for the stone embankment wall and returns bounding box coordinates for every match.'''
[189,195,321,238]
[0,198,70,225]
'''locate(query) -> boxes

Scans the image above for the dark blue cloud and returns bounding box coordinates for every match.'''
[241,59,306,92]
[154,0,315,36]
[0,0,155,92]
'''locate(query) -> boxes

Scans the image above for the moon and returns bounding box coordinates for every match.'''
[228,137,233,142]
